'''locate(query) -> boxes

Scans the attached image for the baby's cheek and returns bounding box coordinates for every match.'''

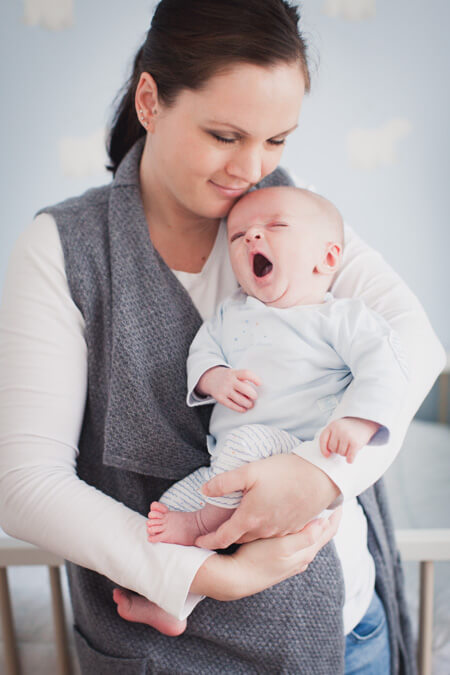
[229,252,248,287]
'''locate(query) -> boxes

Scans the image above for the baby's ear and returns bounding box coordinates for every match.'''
[315,242,342,275]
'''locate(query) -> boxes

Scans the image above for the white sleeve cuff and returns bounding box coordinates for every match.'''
[290,425,407,505]
[146,544,216,619]
[186,362,231,407]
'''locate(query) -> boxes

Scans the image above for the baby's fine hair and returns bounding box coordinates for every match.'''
[233,185,344,249]
[288,187,344,248]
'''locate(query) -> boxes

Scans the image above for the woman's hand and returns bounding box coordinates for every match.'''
[195,454,341,550]
[190,508,342,601]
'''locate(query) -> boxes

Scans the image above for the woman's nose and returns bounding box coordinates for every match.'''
[226,147,263,185]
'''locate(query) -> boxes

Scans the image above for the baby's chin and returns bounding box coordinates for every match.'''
[237,276,288,306]
[248,287,287,307]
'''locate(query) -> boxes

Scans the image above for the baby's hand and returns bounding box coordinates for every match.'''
[319,417,381,464]
[196,367,261,412]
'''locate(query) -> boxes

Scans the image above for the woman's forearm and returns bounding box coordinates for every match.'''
[191,509,341,600]
[292,223,446,502]
[0,215,213,620]
[0,442,213,619]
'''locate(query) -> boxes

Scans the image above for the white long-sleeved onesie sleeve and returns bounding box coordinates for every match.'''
[186,302,230,406]
[0,215,214,620]
[324,299,409,445]
[291,224,446,501]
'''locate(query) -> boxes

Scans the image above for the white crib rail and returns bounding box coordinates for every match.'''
[1,531,450,675]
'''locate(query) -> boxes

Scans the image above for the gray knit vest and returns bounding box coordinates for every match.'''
[40,139,415,674]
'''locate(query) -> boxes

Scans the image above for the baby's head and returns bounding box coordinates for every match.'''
[227,186,344,308]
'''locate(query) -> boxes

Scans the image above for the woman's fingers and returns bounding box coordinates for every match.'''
[192,508,344,601]
[286,508,342,561]
[202,465,248,498]
[195,509,248,549]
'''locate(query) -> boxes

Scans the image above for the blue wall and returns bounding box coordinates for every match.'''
[1,0,449,357]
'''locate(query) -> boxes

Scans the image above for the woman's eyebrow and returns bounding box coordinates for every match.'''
[204,120,298,137]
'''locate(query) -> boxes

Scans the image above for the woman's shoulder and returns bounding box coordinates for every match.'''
[255,166,294,190]
[37,184,111,227]
[13,213,63,270]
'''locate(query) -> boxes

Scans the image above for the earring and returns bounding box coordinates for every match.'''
[138,109,148,128]
[152,108,158,116]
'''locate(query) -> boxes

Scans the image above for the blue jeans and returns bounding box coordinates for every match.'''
[345,590,391,674]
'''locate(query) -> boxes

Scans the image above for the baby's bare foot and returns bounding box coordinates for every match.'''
[147,501,234,547]
[112,588,186,636]
[147,502,203,545]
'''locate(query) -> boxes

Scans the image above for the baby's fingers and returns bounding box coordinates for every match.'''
[229,390,254,411]
[346,445,359,464]
[234,380,258,402]
[319,428,331,458]
[221,397,249,413]
[236,370,262,387]
[336,440,349,457]
[327,431,339,454]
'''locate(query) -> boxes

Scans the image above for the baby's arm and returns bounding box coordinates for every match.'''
[196,366,261,413]
[320,417,381,464]
[321,298,409,456]
[187,302,261,412]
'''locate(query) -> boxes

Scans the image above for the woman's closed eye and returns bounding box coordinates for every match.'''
[208,131,287,147]
[210,132,238,144]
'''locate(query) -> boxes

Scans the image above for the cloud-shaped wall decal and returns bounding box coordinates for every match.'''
[347,118,413,170]
[59,129,108,178]
[322,0,376,21]
[23,0,74,31]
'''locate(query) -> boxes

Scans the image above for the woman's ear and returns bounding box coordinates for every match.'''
[135,72,160,132]
[314,242,342,275]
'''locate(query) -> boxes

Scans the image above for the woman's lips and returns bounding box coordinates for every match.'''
[209,180,249,198]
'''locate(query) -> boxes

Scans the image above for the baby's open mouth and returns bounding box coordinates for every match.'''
[253,253,273,278]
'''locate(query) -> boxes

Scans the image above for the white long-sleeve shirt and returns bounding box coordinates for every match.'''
[0,213,445,629]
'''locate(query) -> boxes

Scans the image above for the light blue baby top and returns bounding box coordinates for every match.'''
[187,290,408,455]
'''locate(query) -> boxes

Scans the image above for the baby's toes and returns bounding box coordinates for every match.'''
[147,526,164,538]
[149,501,168,515]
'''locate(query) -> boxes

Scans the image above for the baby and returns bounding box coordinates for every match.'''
[114,186,408,633]
[147,186,408,547]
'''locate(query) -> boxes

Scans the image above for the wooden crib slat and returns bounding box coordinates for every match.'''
[0,567,21,675]
[438,371,449,424]
[48,566,72,675]
[418,561,434,675]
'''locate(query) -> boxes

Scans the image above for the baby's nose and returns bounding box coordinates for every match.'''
[246,231,262,242]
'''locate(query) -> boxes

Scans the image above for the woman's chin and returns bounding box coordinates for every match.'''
[202,200,237,220]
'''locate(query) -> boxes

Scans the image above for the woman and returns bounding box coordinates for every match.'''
[0,1,443,672]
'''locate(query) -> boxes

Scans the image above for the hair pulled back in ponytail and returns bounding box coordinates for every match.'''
[107,0,310,174]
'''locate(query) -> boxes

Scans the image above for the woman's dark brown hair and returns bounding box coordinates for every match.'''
[107,0,310,173]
